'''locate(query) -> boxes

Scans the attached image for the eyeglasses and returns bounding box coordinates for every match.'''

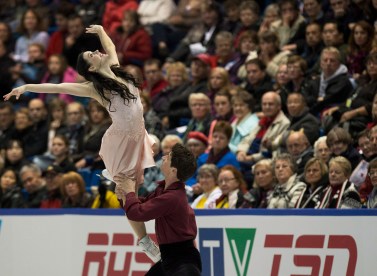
[67,111,81,116]
[218,178,236,184]
[190,103,207,108]
[368,171,377,177]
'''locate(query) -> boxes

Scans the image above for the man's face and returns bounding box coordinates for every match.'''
[358,135,374,158]
[190,60,208,80]
[320,51,340,78]
[66,104,83,126]
[261,93,280,118]
[330,0,348,18]
[67,18,84,38]
[322,23,342,46]
[28,45,44,62]
[304,0,322,18]
[190,99,210,120]
[306,24,322,47]
[55,14,68,31]
[287,134,308,158]
[202,9,218,26]
[0,107,14,130]
[215,39,233,59]
[51,137,67,158]
[287,61,303,81]
[45,173,62,191]
[28,99,46,123]
[287,94,305,117]
[15,112,32,131]
[369,129,377,150]
[161,152,172,177]
[21,171,42,194]
[144,64,162,86]
[246,63,264,85]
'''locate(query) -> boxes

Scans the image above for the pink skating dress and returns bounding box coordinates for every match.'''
[99,85,155,184]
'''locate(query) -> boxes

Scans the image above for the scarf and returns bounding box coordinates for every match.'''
[206,146,230,165]
[256,116,275,139]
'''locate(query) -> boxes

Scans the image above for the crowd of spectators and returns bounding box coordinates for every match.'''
[1,0,377,210]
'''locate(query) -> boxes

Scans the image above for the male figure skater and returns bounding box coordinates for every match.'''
[115,144,202,275]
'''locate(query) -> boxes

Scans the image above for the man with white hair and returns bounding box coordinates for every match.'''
[20,164,47,208]
[237,91,290,182]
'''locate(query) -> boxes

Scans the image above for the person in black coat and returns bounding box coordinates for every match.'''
[62,14,102,68]
[0,168,25,208]
[306,47,354,116]
[296,157,329,208]
[165,55,210,129]
[326,127,362,170]
[241,58,274,112]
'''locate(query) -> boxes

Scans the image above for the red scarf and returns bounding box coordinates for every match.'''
[255,115,276,139]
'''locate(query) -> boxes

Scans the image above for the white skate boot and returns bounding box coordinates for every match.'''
[138,235,161,263]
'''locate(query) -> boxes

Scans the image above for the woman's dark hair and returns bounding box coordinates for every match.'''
[48,54,68,76]
[213,120,233,141]
[18,9,45,34]
[53,134,70,148]
[5,139,24,151]
[348,20,374,54]
[76,53,139,111]
[0,167,21,188]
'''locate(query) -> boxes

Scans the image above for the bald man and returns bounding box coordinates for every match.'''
[237,91,290,182]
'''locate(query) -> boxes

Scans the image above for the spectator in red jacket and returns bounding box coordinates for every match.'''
[45,3,75,60]
[102,0,138,34]
[110,10,152,66]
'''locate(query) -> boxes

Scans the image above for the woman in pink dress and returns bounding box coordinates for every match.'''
[3,25,160,262]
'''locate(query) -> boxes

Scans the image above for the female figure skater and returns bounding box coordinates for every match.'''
[3,25,160,262]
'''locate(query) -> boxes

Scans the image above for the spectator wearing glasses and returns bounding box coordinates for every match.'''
[267,153,306,209]
[191,164,221,208]
[326,127,362,170]
[142,58,168,98]
[211,165,248,209]
[296,157,329,208]
[367,159,377,208]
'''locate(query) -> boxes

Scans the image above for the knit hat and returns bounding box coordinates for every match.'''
[187,131,209,146]
[192,53,215,68]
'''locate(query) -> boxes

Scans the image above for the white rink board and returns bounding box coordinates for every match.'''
[0,209,376,276]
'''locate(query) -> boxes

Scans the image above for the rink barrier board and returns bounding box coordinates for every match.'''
[1,209,376,276]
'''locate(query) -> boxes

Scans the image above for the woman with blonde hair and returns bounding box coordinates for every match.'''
[241,159,275,208]
[206,67,232,106]
[317,156,361,209]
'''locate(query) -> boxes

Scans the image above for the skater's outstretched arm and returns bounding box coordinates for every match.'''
[85,25,119,67]
[3,82,99,101]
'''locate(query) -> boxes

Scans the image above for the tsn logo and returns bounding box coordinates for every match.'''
[82,233,155,276]
[264,234,357,276]
[199,228,358,276]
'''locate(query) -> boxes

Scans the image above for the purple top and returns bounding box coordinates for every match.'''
[124,180,197,245]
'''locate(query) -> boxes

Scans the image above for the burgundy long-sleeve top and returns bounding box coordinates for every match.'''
[124,181,197,245]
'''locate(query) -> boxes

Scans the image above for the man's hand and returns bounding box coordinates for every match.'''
[3,86,26,101]
[192,183,203,195]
